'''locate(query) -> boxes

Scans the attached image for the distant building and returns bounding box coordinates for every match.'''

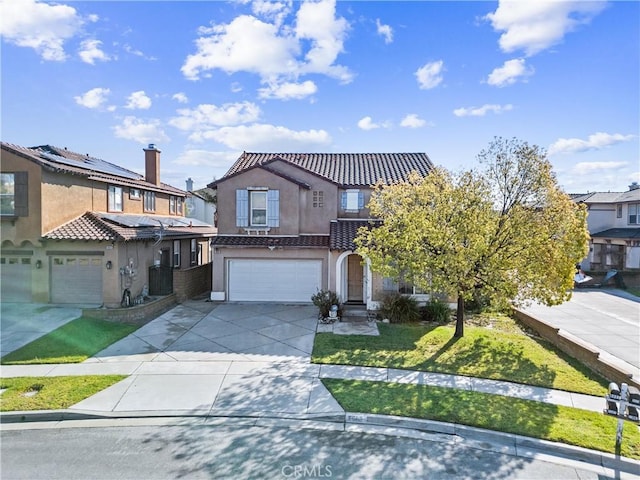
[571,182,640,271]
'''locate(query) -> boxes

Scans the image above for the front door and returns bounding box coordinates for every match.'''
[347,254,363,303]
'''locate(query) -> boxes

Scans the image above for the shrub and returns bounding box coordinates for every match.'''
[311,290,342,319]
[420,298,451,323]
[379,293,420,323]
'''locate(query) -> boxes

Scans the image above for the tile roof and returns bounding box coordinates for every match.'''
[1,142,185,196]
[211,235,329,248]
[217,152,434,187]
[571,189,640,204]
[329,220,379,250]
[44,212,216,242]
[591,228,640,239]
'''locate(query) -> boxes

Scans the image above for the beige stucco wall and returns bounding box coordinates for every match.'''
[0,150,43,245]
[211,246,328,299]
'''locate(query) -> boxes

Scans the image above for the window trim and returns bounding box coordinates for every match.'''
[0,172,15,216]
[108,185,123,212]
[629,203,639,225]
[143,190,156,212]
[173,240,180,268]
[129,188,141,200]
[190,239,197,265]
[250,190,268,226]
[616,204,622,218]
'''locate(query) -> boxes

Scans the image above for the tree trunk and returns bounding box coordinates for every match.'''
[454,294,464,338]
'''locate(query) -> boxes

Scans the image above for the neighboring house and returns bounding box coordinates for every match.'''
[208,152,434,308]
[571,182,640,271]
[185,178,217,227]
[1,142,216,306]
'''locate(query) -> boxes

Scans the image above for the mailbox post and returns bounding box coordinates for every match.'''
[604,382,640,448]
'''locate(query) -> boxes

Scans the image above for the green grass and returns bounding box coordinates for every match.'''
[0,376,126,411]
[323,379,640,459]
[312,315,608,396]
[1,317,138,364]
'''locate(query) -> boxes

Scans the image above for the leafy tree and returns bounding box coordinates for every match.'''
[355,137,589,337]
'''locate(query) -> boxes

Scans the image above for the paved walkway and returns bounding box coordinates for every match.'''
[0,299,605,416]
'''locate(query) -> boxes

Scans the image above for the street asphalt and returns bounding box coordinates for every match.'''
[1,292,639,478]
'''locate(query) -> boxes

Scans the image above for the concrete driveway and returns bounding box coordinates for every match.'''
[87,300,319,364]
[520,289,640,378]
[0,303,83,356]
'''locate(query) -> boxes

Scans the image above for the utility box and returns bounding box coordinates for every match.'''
[149,265,173,295]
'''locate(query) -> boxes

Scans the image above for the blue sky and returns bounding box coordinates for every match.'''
[1,0,638,193]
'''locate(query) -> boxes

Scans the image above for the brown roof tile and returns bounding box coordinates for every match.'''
[44,212,216,242]
[211,235,329,248]
[216,152,434,187]
[329,220,379,250]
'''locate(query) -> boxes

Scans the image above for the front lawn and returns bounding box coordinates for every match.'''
[1,317,138,364]
[0,376,126,411]
[323,379,640,459]
[312,315,608,396]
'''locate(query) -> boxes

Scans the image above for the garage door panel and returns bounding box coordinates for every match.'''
[51,256,103,304]
[228,259,321,302]
[1,257,33,302]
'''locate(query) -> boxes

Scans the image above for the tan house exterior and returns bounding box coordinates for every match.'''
[1,142,216,306]
[209,152,434,308]
[571,183,640,272]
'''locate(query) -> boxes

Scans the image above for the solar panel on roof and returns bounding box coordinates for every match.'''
[40,152,141,180]
[101,214,212,228]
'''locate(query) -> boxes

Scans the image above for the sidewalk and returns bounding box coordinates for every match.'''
[1,300,639,477]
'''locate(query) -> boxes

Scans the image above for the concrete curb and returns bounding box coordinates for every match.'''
[2,409,639,475]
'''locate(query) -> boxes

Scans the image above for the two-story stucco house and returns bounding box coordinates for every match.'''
[208,152,434,308]
[572,182,640,272]
[1,142,216,306]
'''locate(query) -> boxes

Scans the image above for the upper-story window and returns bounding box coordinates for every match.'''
[130,188,141,200]
[173,240,180,267]
[629,203,639,225]
[108,185,123,212]
[177,197,183,215]
[236,189,279,228]
[144,191,156,212]
[170,196,177,214]
[341,190,364,212]
[190,239,197,265]
[0,172,28,217]
[313,190,324,208]
[616,204,622,218]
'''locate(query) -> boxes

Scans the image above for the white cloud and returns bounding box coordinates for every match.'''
[125,91,152,110]
[172,92,189,104]
[113,116,169,144]
[376,18,393,44]
[295,0,352,82]
[252,0,292,27]
[571,161,629,175]
[357,116,379,131]
[0,0,85,61]
[549,132,636,155]
[182,15,299,81]
[258,80,317,100]
[195,123,331,150]
[415,60,444,90]
[485,1,607,56]
[181,0,352,90]
[170,102,261,131]
[123,43,156,61]
[453,104,513,117]
[487,58,534,87]
[175,149,239,168]
[74,87,111,109]
[400,114,427,128]
[78,39,111,65]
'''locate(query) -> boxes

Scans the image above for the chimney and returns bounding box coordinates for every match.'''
[186,178,194,192]
[144,144,161,186]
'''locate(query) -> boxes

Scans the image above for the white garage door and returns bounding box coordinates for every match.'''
[1,256,33,302]
[51,256,103,304]
[228,259,322,302]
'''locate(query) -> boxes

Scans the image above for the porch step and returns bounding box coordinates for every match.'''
[341,304,374,323]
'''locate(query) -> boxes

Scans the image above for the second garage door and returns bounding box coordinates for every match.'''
[51,256,103,304]
[228,259,322,302]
